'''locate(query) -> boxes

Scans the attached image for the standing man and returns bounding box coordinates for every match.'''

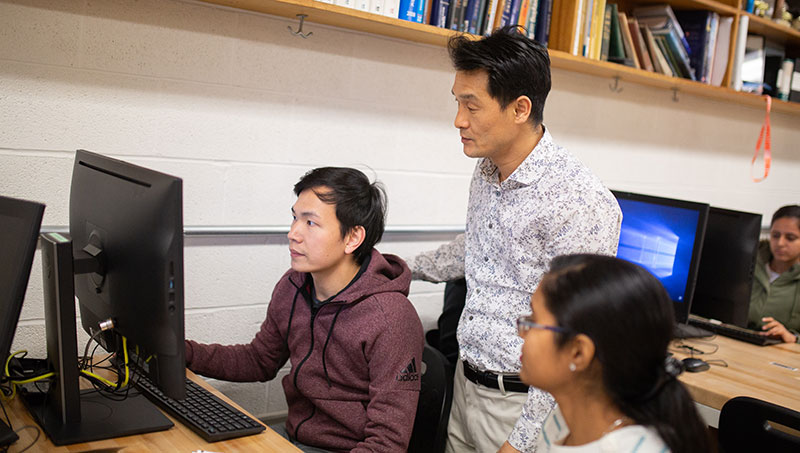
[408,27,622,453]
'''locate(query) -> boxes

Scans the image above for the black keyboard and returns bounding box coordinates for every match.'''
[688,315,782,346]
[135,375,265,442]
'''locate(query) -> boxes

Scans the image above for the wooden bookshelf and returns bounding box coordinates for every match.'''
[200,0,800,115]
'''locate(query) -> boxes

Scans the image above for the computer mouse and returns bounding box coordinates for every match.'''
[682,357,710,373]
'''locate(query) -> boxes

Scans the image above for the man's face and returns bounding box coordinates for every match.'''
[288,188,350,276]
[452,70,519,160]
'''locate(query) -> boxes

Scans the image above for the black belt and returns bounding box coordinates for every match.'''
[462,361,529,393]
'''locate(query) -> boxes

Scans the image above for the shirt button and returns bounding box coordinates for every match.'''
[475,288,481,294]
[488,223,493,229]
[495,191,501,196]
[469,316,474,321]
[484,257,489,262]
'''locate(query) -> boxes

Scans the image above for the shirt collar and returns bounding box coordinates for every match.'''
[478,125,555,188]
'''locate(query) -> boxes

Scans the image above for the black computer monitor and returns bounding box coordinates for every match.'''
[0,195,44,447]
[612,190,709,325]
[691,207,763,327]
[0,195,45,382]
[21,150,184,445]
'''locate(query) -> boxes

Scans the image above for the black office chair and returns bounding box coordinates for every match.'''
[718,396,800,452]
[408,344,454,453]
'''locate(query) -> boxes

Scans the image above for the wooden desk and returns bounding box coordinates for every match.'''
[673,335,800,427]
[3,370,300,453]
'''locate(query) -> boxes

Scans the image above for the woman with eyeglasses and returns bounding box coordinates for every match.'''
[517,254,710,453]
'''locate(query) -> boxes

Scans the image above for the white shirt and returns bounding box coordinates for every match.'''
[537,405,670,453]
[409,128,622,451]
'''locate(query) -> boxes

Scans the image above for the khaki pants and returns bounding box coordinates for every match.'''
[446,361,528,453]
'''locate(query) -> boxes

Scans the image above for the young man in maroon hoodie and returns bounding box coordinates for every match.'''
[185,167,424,452]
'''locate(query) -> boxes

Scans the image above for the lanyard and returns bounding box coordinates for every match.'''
[751,95,771,182]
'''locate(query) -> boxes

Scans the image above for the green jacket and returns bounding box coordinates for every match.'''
[749,241,800,339]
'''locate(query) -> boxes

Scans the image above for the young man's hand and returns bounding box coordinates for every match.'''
[498,440,521,453]
[761,317,798,343]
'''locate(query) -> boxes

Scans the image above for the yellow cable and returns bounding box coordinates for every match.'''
[80,369,118,388]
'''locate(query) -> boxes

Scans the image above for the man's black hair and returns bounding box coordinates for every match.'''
[448,25,551,126]
[294,167,386,265]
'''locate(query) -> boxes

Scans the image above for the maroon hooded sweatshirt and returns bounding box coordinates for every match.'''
[185,249,424,452]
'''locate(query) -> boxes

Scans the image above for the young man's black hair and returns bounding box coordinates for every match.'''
[294,167,386,265]
[448,25,551,126]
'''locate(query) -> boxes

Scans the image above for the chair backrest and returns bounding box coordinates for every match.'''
[718,396,800,452]
[408,344,454,453]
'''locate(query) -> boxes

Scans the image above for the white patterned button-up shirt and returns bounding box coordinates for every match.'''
[409,127,622,452]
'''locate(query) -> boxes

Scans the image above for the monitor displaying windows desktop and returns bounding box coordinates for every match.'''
[612,191,709,326]
[691,207,762,328]
[19,149,185,445]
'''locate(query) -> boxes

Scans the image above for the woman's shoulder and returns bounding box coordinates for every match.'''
[598,425,668,452]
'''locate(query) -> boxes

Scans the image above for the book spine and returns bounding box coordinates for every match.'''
[384,0,401,18]
[581,0,594,57]
[599,3,613,61]
[398,0,417,22]
[415,0,426,23]
[731,15,749,90]
[525,0,539,39]
[508,0,523,27]
[371,0,386,15]
[533,0,551,46]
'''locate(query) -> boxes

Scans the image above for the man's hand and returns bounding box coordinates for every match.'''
[761,317,798,343]
[498,440,521,453]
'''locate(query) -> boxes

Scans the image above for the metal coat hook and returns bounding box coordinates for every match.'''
[609,76,623,93]
[671,87,679,102]
[288,14,312,38]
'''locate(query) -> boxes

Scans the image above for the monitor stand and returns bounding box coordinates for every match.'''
[673,322,713,339]
[19,233,173,445]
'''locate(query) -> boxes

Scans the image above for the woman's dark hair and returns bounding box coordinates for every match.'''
[448,25,551,126]
[293,167,386,265]
[771,204,800,226]
[540,254,711,453]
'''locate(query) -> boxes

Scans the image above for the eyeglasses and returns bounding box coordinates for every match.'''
[516,315,571,337]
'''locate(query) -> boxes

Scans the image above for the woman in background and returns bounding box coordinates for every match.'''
[518,254,710,453]
[749,204,800,344]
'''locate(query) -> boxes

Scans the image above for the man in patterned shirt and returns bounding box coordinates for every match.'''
[407,26,622,453]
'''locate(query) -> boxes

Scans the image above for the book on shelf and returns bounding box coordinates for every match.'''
[633,4,691,57]
[589,0,607,60]
[371,0,387,15]
[731,15,749,91]
[522,0,540,39]
[428,0,450,27]
[741,34,766,93]
[463,0,483,33]
[483,0,500,34]
[655,34,682,77]
[580,0,595,57]
[571,0,588,55]
[600,3,614,62]
[789,64,800,102]
[675,10,720,84]
[650,25,695,80]
[447,0,464,30]
[533,0,552,46]
[354,0,369,11]
[628,16,653,71]
[644,27,672,76]
[384,0,401,18]
[608,4,624,62]
[618,12,640,69]
[710,16,733,87]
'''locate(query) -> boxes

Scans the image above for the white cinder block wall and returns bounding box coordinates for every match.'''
[2,0,798,421]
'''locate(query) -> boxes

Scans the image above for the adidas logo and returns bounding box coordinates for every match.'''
[395,358,420,382]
